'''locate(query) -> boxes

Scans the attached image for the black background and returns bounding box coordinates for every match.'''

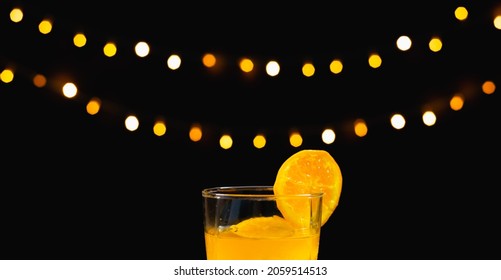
[1,1,500,259]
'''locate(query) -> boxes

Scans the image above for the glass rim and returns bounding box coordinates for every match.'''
[202,185,323,199]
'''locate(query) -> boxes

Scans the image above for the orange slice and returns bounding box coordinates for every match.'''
[273,149,342,227]
[229,216,295,238]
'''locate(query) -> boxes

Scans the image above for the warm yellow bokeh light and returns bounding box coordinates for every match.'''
[219,134,233,150]
[38,20,53,35]
[302,62,315,77]
[10,8,23,23]
[253,134,266,149]
[494,15,501,30]
[354,119,368,137]
[103,42,117,57]
[429,37,443,52]
[153,120,167,136]
[289,132,303,148]
[368,53,382,69]
[73,33,87,48]
[1,68,15,83]
[455,6,468,21]
[329,59,343,74]
[239,58,254,73]
[86,97,101,115]
[189,124,203,142]
[482,80,496,94]
[203,53,216,68]
[450,94,464,111]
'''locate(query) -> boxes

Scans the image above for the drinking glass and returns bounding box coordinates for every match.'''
[202,186,323,260]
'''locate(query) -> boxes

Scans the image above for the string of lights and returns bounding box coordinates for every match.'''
[0,3,498,150]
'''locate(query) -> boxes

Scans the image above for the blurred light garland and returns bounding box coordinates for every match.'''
[0,2,498,150]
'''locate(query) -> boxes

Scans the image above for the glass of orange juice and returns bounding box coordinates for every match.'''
[202,186,323,260]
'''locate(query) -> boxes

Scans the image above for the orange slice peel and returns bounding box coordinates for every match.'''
[273,149,342,227]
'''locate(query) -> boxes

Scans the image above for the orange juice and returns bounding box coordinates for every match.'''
[204,216,320,260]
[202,151,342,260]
[202,186,324,260]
